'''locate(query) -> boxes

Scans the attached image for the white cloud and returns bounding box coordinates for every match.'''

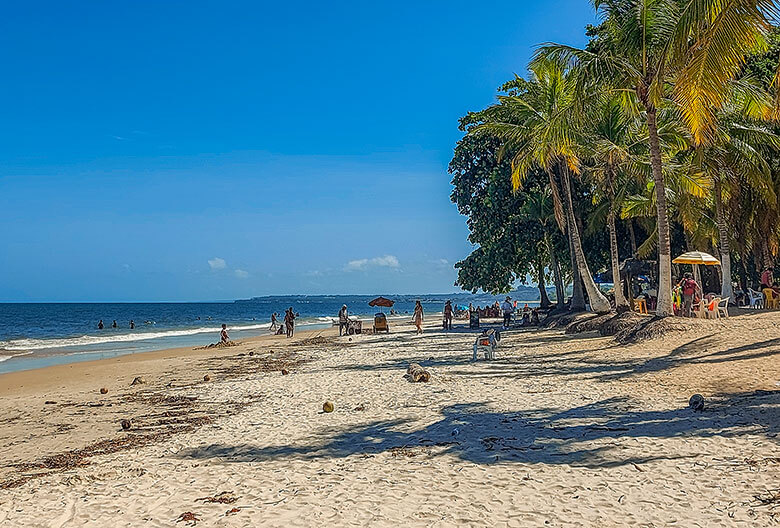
[345,255,400,271]
[208,257,226,270]
[234,269,249,279]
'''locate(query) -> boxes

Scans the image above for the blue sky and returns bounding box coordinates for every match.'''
[0,1,597,302]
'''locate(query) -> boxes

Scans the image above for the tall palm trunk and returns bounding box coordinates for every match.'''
[559,162,611,314]
[714,178,733,300]
[548,169,584,311]
[628,219,638,257]
[646,106,673,316]
[545,232,565,308]
[608,209,628,311]
[536,255,552,309]
[606,168,627,311]
[568,234,585,310]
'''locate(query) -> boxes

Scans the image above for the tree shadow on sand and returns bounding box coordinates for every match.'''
[176,391,778,469]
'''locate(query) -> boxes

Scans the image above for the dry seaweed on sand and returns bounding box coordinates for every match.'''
[2,402,215,489]
[389,445,431,458]
[206,349,309,377]
[177,511,201,525]
[196,491,239,504]
[753,489,780,507]
[195,340,238,350]
[289,336,332,347]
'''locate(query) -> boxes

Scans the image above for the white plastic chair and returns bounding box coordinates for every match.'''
[692,300,708,319]
[706,298,721,319]
[716,297,730,318]
[747,288,764,309]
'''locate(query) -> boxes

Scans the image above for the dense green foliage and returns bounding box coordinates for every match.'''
[450,2,780,314]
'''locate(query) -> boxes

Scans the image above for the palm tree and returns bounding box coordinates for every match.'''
[522,188,567,306]
[473,61,612,313]
[699,116,780,298]
[537,0,776,316]
[581,94,649,310]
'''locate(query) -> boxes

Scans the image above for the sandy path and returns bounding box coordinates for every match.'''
[0,314,778,527]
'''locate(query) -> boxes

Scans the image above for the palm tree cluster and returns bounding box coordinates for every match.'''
[450,0,780,316]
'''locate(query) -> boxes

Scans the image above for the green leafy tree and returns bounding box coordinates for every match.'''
[470,60,612,313]
[538,0,777,316]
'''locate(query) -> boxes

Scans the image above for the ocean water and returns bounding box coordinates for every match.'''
[0,294,535,373]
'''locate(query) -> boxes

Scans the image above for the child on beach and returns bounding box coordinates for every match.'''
[220,324,229,343]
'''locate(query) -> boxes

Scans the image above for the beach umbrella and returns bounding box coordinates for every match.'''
[673,251,720,287]
[368,296,394,309]
[672,251,721,266]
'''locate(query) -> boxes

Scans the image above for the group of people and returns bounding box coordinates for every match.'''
[269,309,298,337]
[465,298,539,329]
[673,266,780,316]
[673,272,723,317]
[97,319,135,329]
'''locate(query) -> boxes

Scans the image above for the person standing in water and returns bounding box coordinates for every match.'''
[98,320,104,330]
[220,324,230,343]
[112,320,117,329]
[413,301,424,334]
[129,320,135,329]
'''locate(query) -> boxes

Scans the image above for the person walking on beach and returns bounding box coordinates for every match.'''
[443,300,453,330]
[501,296,514,329]
[413,300,424,334]
[97,320,104,330]
[270,312,278,332]
[338,304,349,336]
[284,308,295,338]
[220,324,230,343]
[678,273,700,317]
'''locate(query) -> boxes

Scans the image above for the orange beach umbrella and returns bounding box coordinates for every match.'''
[368,296,395,308]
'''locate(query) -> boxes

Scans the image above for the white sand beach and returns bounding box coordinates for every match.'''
[0,313,778,527]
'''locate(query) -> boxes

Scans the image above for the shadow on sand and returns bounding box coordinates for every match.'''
[177,391,779,469]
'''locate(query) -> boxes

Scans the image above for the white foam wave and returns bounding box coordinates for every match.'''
[0,324,271,352]
[0,350,34,362]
